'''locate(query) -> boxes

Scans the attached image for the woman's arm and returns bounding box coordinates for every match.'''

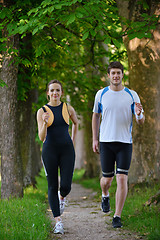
[68,105,78,145]
[37,108,49,142]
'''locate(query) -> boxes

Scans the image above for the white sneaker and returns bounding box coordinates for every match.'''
[58,191,68,215]
[54,220,64,234]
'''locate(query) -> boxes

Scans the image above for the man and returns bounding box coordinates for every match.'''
[92,61,145,228]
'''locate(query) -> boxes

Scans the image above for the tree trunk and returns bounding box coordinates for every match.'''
[0,34,23,199]
[83,100,100,178]
[116,0,160,184]
[83,62,101,177]
[17,34,42,187]
[83,39,109,178]
[74,116,85,169]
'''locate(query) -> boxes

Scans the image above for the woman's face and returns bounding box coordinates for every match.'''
[47,83,63,102]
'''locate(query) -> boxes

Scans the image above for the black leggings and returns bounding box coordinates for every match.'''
[42,142,75,217]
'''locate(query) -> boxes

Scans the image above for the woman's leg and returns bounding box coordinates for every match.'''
[59,143,75,198]
[42,148,60,218]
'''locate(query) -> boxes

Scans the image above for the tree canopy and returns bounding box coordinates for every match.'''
[1,0,159,112]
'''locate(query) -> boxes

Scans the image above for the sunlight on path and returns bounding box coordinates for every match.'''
[49,183,144,240]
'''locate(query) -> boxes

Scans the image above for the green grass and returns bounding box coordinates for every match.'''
[0,170,51,240]
[0,168,159,240]
[73,169,160,240]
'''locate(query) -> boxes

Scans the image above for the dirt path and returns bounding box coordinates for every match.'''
[49,183,144,240]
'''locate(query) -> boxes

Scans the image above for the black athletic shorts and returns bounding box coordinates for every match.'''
[100,142,132,177]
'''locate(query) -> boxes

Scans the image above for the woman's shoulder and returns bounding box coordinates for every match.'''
[37,106,46,115]
[64,103,75,116]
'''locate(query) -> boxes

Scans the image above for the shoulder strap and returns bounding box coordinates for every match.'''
[42,106,47,112]
[124,87,135,114]
[65,102,71,116]
[62,102,70,125]
[98,86,109,113]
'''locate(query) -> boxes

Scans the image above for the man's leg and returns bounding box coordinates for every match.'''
[100,176,113,213]
[100,176,113,196]
[114,174,128,217]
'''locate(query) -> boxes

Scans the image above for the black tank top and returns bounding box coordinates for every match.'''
[43,102,72,145]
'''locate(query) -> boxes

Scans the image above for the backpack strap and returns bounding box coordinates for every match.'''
[98,86,109,114]
[124,87,135,115]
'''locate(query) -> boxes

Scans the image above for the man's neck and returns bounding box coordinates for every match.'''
[110,84,124,91]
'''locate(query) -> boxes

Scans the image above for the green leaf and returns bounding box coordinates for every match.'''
[90,29,96,37]
[21,58,32,67]
[82,31,89,40]
[76,12,83,18]
[54,4,62,9]
[0,79,8,87]
[112,38,121,48]
[104,37,111,45]
[32,27,39,35]
[28,7,38,16]
[47,6,55,13]
[66,14,76,25]
[35,47,43,57]
[41,0,52,8]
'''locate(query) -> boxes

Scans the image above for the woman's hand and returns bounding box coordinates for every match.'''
[42,112,50,124]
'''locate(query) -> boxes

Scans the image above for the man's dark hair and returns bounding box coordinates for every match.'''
[107,61,124,74]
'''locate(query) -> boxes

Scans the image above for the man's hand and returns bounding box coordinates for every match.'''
[134,102,145,124]
[135,102,143,115]
[93,139,99,154]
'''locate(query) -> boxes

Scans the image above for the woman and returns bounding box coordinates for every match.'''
[37,80,78,234]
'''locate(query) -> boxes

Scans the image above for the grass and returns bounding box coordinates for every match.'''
[0,168,159,239]
[73,169,160,240]
[0,170,51,240]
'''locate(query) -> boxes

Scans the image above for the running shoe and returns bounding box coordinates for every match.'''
[58,191,68,215]
[54,220,64,234]
[112,216,122,228]
[101,196,110,213]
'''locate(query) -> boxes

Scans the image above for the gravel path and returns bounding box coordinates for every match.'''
[48,183,144,240]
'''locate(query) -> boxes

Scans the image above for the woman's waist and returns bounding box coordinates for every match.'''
[43,135,72,145]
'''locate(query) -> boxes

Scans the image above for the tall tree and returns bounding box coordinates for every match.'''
[116,0,160,183]
[17,33,42,187]
[2,0,159,182]
[0,31,23,198]
[16,0,123,177]
[0,0,42,198]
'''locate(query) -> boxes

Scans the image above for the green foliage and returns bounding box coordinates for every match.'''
[0,169,51,240]
[0,0,159,112]
[0,79,8,87]
[73,169,160,239]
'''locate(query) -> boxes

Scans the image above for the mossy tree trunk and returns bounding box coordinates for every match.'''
[83,99,100,178]
[17,33,41,187]
[0,34,23,199]
[83,40,109,178]
[116,0,160,184]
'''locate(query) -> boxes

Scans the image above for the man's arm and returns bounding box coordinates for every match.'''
[92,112,101,153]
[135,102,145,124]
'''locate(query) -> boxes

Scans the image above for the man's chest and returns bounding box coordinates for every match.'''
[101,92,133,113]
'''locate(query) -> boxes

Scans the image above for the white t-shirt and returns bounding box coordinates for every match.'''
[93,86,141,143]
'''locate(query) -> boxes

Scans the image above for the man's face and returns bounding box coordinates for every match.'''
[108,68,123,87]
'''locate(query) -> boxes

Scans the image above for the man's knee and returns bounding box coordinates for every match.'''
[116,174,128,186]
[101,176,113,187]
